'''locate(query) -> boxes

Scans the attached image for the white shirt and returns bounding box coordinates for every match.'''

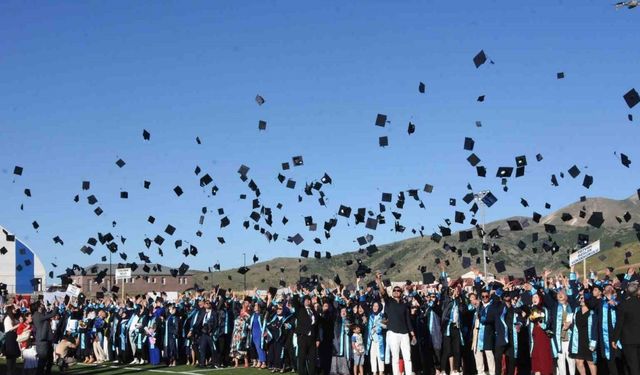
[4,316,17,332]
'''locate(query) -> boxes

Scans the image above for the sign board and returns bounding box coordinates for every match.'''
[65,284,81,298]
[115,268,132,280]
[569,240,601,267]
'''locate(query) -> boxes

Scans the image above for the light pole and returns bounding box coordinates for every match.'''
[243,253,247,292]
[474,190,490,277]
[109,251,113,291]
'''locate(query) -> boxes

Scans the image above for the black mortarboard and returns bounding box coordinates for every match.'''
[366,218,378,230]
[300,249,309,258]
[462,257,471,269]
[545,202,551,209]
[449,198,456,206]
[467,153,481,167]
[115,158,126,168]
[422,272,435,284]
[173,186,183,196]
[463,193,474,204]
[379,136,388,147]
[407,122,415,134]
[557,72,565,79]
[495,260,506,273]
[338,205,352,217]
[111,285,120,293]
[200,174,213,187]
[544,223,557,233]
[255,94,265,105]
[621,153,632,168]
[237,266,250,275]
[375,114,387,127]
[165,225,176,235]
[345,259,353,266]
[481,192,498,207]
[292,155,304,167]
[568,165,581,178]
[623,88,639,108]
[561,213,573,222]
[477,95,485,102]
[144,180,151,189]
[587,212,604,228]
[418,82,425,93]
[455,211,465,224]
[524,267,537,280]
[624,211,632,222]
[496,167,513,178]
[476,166,487,177]
[463,137,474,151]
[142,129,150,140]
[507,220,523,231]
[517,240,526,250]
[94,207,103,216]
[424,184,434,193]
[220,216,230,228]
[583,175,593,189]
[178,263,189,276]
[258,120,267,130]
[473,50,487,68]
[13,166,23,176]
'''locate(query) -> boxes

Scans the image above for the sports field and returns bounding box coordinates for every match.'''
[0,358,274,375]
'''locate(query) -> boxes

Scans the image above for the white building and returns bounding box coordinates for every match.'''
[0,225,47,294]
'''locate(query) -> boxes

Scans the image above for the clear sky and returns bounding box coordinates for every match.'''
[0,1,638,281]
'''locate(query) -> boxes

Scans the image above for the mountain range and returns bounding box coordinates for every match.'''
[193,193,640,290]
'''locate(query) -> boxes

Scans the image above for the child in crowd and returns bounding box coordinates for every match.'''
[351,324,365,375]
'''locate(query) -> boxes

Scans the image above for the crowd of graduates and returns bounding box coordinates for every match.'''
[1,265,639,375]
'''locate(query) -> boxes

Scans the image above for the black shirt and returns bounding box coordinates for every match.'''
[383,296,413,334]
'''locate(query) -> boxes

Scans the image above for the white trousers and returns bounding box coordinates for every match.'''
[93,340,107,362]
[369,340,385,373]
[473,350,494,375]
[386,331,412,375]
[557,341,575,375]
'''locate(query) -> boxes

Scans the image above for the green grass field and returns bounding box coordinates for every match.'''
[0,357,277,375]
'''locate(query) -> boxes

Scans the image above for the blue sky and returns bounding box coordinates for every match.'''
[0,1,638,281]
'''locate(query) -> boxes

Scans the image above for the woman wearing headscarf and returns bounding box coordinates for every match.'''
[366,301,386,375]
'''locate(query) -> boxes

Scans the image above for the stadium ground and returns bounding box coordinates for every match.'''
[0,358,273,375]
